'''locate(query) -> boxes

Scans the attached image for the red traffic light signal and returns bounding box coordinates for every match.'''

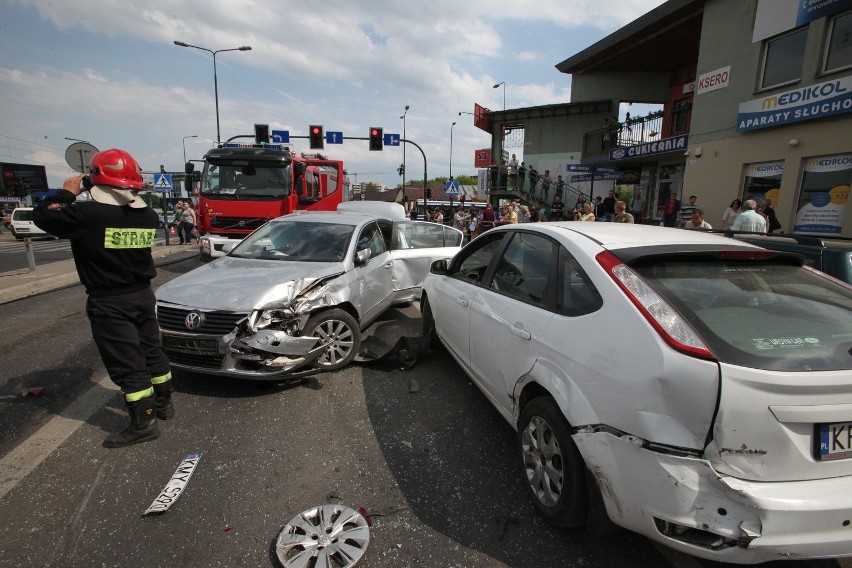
[369,127,383,151]
[309,125,324,149]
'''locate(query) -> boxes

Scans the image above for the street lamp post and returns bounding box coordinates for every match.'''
[173,41,252,144]
[182,135,198,166]
[493,82,506,110]
[400,105,409,197]
[183,134,198,166]
[449,122,456,179]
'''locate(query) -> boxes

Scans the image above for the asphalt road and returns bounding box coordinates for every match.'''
[0,256,846,568]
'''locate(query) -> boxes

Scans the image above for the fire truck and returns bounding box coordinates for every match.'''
[187,143,348,257]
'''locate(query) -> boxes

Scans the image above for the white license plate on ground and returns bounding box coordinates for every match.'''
[144,452,203,515]
[818,422,852,461]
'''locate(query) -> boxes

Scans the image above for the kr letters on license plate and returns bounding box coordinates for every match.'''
[819,421,852,461]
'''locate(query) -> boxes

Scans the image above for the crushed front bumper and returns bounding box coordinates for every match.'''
[160,329,324,380]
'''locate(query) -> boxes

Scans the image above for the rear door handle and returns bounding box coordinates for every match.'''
[510,323,531,340]
[457,297,469,307]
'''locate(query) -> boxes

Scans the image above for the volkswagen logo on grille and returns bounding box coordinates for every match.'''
[185,311,205,330]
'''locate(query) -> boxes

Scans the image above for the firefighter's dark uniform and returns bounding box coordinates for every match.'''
[33,188,173,443]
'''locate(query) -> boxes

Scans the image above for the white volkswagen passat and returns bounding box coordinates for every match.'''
[420,222,852,564]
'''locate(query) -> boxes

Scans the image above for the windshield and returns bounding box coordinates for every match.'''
[202,163,291,200]
[230,220,355,262]
[634,259,852,372]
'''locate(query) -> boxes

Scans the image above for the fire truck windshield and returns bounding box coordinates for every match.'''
[202,163,292,200]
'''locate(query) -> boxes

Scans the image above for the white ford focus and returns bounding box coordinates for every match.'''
[420,222,852,564]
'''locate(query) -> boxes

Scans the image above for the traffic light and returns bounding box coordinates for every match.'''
[369,127,383,151]
[254,123,269,144]
[309,125,324,149]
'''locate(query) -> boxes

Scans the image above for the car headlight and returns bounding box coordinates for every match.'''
[250,308,298,332]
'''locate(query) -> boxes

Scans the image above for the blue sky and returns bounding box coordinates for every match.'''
[0,0,666,188]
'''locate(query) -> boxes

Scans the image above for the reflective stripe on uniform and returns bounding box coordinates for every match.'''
[104,228,156,249]
[125,386,154,402]
[151,371,172,386]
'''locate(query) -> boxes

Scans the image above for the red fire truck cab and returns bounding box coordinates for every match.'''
[188,143,348,258]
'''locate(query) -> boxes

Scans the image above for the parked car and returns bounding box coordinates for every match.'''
[156,202,463,380]
[420,222,852,564]
[725,231,852,285]
[10,207,55,240]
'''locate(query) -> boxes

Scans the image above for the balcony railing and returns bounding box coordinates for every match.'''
[583,103,692,160]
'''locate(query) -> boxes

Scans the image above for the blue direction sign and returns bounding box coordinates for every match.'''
[444,180,460,195]
[153,173,173,191]
[271,129,290,143]
[326,131,343,144]
[384,133,401,146]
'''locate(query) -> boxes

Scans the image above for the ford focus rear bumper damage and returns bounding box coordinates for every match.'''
[574,430,852,564]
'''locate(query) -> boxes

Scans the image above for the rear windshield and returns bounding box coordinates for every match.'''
[13,209,34,221]
[634,259,852,372]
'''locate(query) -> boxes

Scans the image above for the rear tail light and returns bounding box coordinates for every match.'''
[597,251,715,360]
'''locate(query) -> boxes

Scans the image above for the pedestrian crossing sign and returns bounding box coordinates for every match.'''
[154,173,173,191]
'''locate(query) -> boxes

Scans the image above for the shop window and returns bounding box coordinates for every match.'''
[742,161,784,206]
[760,27,808,90]
[793,154,852,235]
[824,11,852,73]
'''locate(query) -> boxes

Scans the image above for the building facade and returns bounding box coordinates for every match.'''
[488,0,851,235]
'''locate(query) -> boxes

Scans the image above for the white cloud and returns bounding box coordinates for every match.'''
[2,0,666,187]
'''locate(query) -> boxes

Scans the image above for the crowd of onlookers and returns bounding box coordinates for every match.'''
[415,187,778,242]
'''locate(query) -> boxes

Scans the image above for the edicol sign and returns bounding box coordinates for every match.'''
[737,76,852,132]
[794,154,851,235]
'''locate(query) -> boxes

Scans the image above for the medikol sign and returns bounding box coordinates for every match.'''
[737,76,852,132]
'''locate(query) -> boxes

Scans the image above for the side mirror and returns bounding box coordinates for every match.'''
[355,248,372,265]
[185,162,195,175]
[222,241,238,254]
[430,259,449,275]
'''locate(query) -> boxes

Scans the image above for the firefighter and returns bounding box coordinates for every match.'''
[33,148,174,448]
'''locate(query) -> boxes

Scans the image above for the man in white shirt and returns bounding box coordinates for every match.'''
[508,154,519,190]
[685,208,712,229]
[731,199,767,233]
[629,190,644,222]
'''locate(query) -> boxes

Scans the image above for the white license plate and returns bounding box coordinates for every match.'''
[144,452,203,515]
[818,422,852,461]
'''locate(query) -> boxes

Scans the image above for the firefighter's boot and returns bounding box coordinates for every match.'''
[103,393,159,448]
[153,380,175,421]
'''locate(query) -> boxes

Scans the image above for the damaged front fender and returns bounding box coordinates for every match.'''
[228,273,355,374]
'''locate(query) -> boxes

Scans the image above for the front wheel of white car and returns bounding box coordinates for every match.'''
[518,397,588,527]
[304,309,361,371]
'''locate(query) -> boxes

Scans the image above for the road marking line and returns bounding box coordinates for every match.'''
[0,374,119,500]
